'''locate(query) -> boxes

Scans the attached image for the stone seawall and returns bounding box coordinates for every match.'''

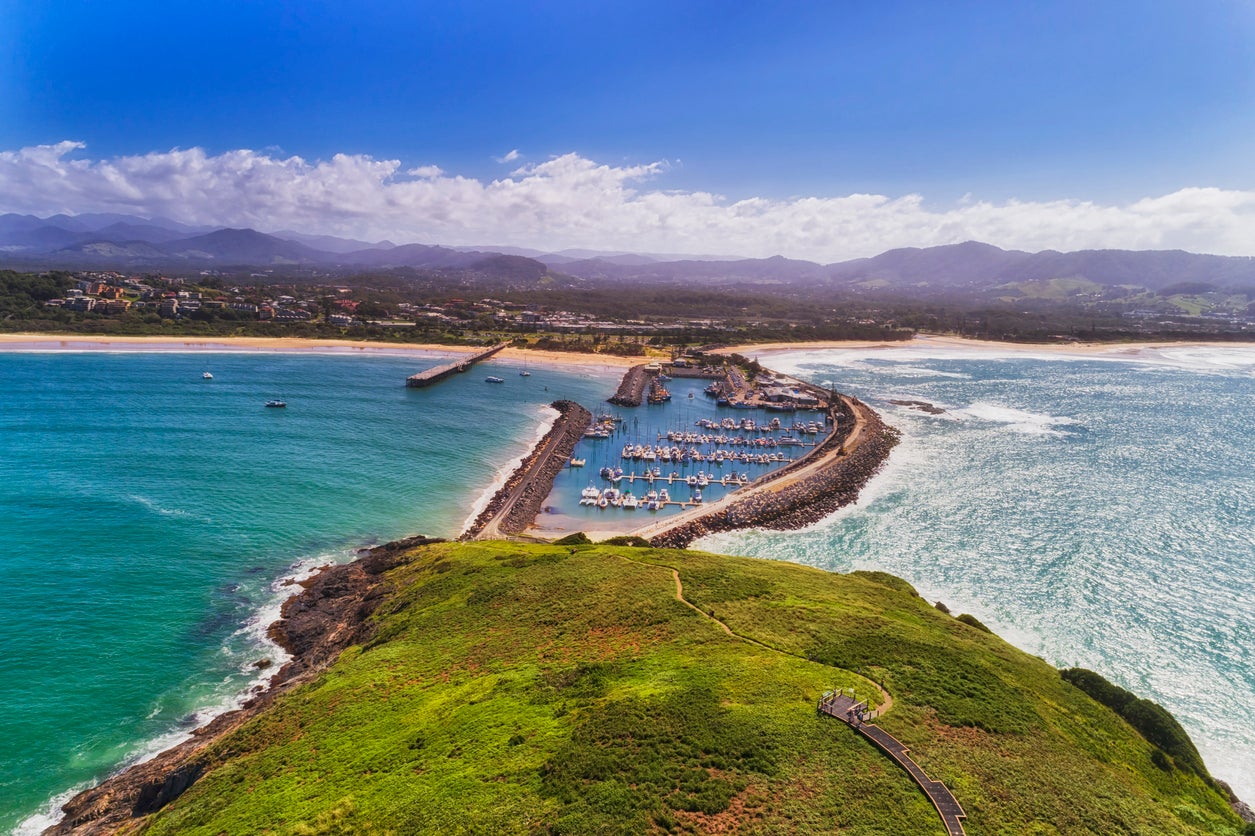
[607,364,648,407]
[648,400,897,549]
[460,400,592,540]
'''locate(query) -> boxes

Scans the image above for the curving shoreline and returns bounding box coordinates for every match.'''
[45,535,444,835]
[28,341,1253,831]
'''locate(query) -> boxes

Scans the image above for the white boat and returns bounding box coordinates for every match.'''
[202,371,213,379]
[485,376,505,384]
[659,488,670,502]
[265,400,286,408]
[519,370,531,377]
[569,458,586,467]
[580,484,601,505]
[692,488,703,503]
[622,493,638,509]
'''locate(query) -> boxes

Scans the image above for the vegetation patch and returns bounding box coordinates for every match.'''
[1062,667,1210,779]
[540,687,776,831]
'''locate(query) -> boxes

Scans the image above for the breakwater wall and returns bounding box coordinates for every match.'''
[648,398,897,549]
[607,364,649,406]
[460,400,592,540]
[405,342,510,388]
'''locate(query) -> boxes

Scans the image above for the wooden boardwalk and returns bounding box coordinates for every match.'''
[405,342,510,387]
[819,691,967,836]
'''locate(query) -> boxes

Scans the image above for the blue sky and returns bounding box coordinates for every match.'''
[2,1,1254,258]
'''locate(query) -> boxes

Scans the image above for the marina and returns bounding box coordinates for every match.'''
[532,365,843,534]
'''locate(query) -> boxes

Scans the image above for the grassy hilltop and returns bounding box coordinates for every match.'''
[140,542,1243,835]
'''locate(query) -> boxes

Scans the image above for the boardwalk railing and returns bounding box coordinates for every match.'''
[819,690,967,836]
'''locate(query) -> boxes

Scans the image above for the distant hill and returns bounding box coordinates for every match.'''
[159,228,327,264]
[3,212,1255,297]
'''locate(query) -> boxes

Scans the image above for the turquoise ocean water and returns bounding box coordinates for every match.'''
[2,343,1253,830]
[700,342,1255,803]
[0,348,615,833]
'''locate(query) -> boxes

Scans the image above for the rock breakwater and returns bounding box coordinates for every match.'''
[607,364,648,407]
[460,400,592,540]
[648,399,898,549]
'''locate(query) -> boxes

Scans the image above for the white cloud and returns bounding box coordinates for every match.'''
[406,164,444,178]
[494,148,521,163]
[3,141,1255,261]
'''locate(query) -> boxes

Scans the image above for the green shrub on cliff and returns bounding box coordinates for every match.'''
[1061,667,1209,780]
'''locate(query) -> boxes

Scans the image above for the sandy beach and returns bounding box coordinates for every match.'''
[718,334,1255,357]
[0,333,641,371]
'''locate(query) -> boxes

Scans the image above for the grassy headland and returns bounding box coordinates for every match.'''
[89,540,1245,835]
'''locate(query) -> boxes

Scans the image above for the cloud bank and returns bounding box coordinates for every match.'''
[3,141,1255,261]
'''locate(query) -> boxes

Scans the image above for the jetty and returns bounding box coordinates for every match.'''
[818,690,967,835]
[405,342,510,388]
[607,363,651,406]
[461,401,592,540]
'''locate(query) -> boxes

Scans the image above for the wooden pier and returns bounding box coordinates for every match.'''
[818,691,967,836]
[405,342,510,388]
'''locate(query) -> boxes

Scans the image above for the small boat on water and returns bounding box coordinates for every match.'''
[485,376,505,384]
[202,372,213,379]
[265,400,286,408]
[519,370,531,377]
[569,457,586,467]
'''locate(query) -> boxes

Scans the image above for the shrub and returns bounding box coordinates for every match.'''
[599,535,651,547]
[1062,668,1209,779]
[553,532,591,546]
[957,613,991,633]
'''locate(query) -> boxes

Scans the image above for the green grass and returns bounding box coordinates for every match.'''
[142,542,1244,835]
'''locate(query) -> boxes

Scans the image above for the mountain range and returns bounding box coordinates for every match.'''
[3,212,1255,296]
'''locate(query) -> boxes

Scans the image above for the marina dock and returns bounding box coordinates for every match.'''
[405,342,511,387]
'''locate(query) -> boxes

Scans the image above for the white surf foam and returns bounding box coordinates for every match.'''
[17,548,351,833]
[955,402,1078,435]
[460,403,561,536]
[762,339,1255,378]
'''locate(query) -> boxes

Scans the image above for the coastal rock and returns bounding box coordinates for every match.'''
[46,538,444,835]
[607,364,649,407]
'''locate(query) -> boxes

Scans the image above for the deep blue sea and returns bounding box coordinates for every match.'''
[2,342,1253,831]
[0,348,615,834]
[701,342,1255,802]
